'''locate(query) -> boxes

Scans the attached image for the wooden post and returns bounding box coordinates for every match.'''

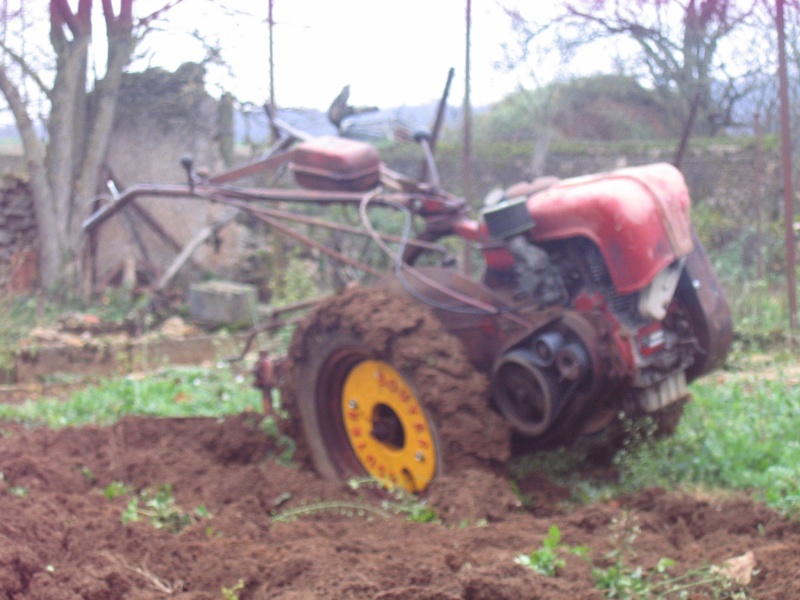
[754,114,765,280]
[462,0,474,277]
[777,0,798,331]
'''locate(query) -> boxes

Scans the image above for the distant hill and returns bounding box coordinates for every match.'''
[236,101,467,144]
[475,75,687,143]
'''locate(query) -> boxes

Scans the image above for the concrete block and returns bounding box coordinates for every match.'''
[189,280,257,325]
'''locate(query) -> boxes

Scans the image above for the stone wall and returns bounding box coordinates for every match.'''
[0,62,249,294]
[0,175,37,291]
[95,62,250,289]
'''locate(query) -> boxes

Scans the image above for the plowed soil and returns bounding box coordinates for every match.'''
[2,413,799,599]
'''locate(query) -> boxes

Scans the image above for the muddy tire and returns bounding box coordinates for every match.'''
[279,286,510,492]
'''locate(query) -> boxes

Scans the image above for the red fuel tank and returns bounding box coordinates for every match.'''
[291,136,381,192]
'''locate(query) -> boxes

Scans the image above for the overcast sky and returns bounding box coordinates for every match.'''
[0,0,595,125]
[134,0,532,110]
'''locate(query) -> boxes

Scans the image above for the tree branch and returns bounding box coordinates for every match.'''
[0,65,45,163]
[0,40,54,101]
[50,0,80,38]
[138,0,189,27]
[0,62,60,278]
[72,0,138,243]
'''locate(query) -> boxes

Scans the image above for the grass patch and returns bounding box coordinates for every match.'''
[509,352,800,518]
[615,355,800,517]
[0,364,262,428]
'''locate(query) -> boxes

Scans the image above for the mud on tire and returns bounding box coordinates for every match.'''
[279,286,510,489]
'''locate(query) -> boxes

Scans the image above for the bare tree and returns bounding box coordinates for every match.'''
[502,0,765,135]
[0,0,185,295]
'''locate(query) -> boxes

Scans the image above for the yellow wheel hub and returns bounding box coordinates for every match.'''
[341,360,436,493]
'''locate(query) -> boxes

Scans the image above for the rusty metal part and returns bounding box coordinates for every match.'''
[127,200,192,262]
[526,309,622,446]
[419,67,454,183]
[207,138,296,185]
[676,227,734,381]
[229,297,327,363]
[254,350,291,415]
[232,195,384,279]
[358,192,532,331]
[236,201,451,260]
[156,209,239,291]
[119,205,155,275]
[81,181,466,295]
[291,136,381,192]
[382,266,539,370]
[82,183,463,233]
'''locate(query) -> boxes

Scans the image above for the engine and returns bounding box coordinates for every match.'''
[477,170,713,443]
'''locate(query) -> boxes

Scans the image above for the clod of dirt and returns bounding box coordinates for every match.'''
[426,468,521,524]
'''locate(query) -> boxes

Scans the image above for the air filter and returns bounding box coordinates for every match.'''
[481,195,535,240]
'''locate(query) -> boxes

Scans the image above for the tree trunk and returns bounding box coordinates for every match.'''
[43,38,90,287]
[71,17,136,287]
[0,65,61,287]
[0,0,137,293]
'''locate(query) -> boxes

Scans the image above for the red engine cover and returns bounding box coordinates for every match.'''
[527,163,694,294]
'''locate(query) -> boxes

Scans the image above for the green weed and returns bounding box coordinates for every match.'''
[362,477,439,523]
[120,483,209,533]
[259,415,296,465]
[9,485,28,497]
[517,518,752,598]
[103,481,132,500]
[80,465,96,483]
[221,580,245,600]
[514,525,588,576]
[0,364,262,428]
[0,469,27,498]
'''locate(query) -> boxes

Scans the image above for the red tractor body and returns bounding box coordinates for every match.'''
[85,107,732,493]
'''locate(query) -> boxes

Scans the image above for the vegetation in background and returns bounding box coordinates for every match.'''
[0,286,150,345]
[469,76,682,143]
[0,364,261,428]
[690,203,792,340]
[503,2,766,137]
[0,294,37,379]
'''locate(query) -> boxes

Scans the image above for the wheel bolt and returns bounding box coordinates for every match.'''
[348,399,358,409]
[415,451,424,462]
